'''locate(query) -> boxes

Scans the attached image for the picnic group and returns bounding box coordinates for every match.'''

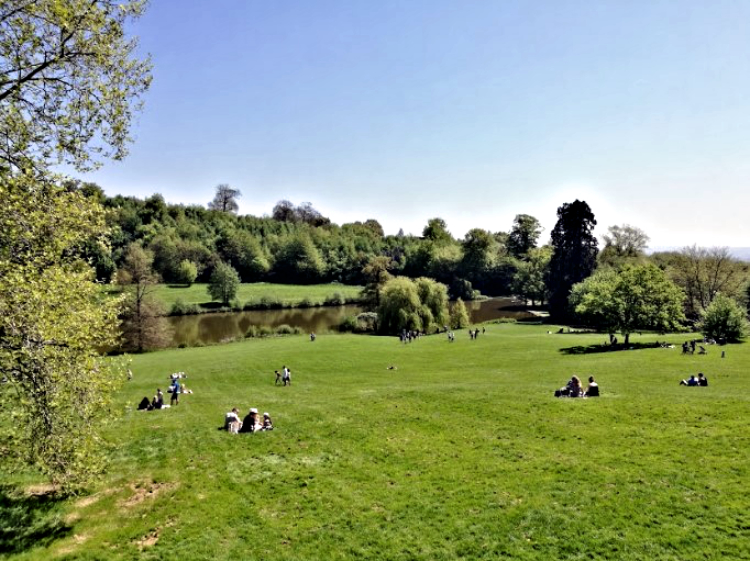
[137,371,192,411]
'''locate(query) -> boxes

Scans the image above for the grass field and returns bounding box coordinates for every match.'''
[150,282,363,310]
[3,325,750,560]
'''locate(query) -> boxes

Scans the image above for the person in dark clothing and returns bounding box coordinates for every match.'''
[585,376,600,397]
[137,396,151,411]
[698,373,709,386]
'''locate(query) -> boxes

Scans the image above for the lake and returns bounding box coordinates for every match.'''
[167,297,537,347]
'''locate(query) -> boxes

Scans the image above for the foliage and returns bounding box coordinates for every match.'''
[422,217,452,244]
[272,200,330,226]
[699,293,749,342]
[376,276,449,334]
[571,264,686,344]
[273,234,325,283]
[511,246,552,305]
[0,173,123,490]
[361,256,393,309]
[547,200,599,320]
[170,298,199,316]
[208,262,241,305]
[117,244,171,352]
[176,260,198,286]
[661,246,749,318]
[449,278,476,301]
[507,214,542,258]
[0,0,151,172]
[449,298,470,329]
[207,184,241,213]
[599,224,650,268]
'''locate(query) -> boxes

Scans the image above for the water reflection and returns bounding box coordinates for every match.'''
[167,297,536,347]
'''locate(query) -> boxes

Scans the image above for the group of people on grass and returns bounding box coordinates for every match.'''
[137,372,193,411]
[274,365,292,386]
[224,407,274,434]
[555,375,599,398]
[680,372,709,386]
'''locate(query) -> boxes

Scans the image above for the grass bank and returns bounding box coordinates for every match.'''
[4,325,749,560]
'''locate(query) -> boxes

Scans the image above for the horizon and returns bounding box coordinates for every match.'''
[72,1,750,247]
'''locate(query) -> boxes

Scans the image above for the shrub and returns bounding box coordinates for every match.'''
[230,298,243,311]
[355,312,378,332]
[338,316,358,332]
[258,325,274,337]
[259,295,283,309]
[325,292,346,306]
[276,324,295,335]
[170,298,199,316]
[699,293,749,342]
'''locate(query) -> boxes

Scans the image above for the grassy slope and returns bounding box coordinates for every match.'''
[151,283,363,309]
[6,326,750,560]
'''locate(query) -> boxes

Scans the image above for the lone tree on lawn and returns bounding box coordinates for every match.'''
[547,200,598,320]
[208,184,241,213]
[208,262,241,305]
[0,0,151,490]
[699,293,749,342]
[571,264,685,345]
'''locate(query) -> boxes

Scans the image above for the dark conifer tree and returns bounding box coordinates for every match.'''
[547,200,598,320]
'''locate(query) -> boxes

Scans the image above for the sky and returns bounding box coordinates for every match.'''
[77,0,750,247]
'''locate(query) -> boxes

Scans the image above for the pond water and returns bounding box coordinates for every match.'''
[167,297,536,347]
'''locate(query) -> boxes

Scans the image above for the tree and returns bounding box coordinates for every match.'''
[0,0,151,172]
[376,276,450,335]
[272,200,297,222]
[176,259,198,286]
[668,246,748,318]
[599,224,649,268]
[422,218,452,244]
[0,173,123,489]
[511,246,552,305]
[0,0,150,490]
[273,234,325,284]
[118,244,171,352]
[450,298,470,329]
[208,184,241,213]
[361,256,393,309]
[571,264,685,345]
[699,293,749,342]
[208,262,241,305]
[507,214,542,258]
[547,200,599,320]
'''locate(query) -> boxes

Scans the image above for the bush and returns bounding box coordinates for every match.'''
[275,324,295,335]
[699,293,749,342]
[230,298,243,312]
[325,292,346,306]
[245,325,259,338]
[338,316,358,332]
[170,298,199,316]
[258,295,283,309]
[339,312,378,333]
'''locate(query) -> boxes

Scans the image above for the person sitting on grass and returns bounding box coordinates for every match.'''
[568,376,583,398]
[151,389,164,410]
[240,408,263,433]
[137,396,152,411]
[181,382,193,394]
[225,408,242,433]
[698,372,709,386]
[262,412,274,431]
[585,376,599,397]
[680,375,699,386]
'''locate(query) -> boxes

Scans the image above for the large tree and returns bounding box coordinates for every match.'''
[571,264,685,345]
[599,224,649,268]
[699,293,749,343]
[0,0,151,172]
[0,0,151,489]
[547,200,599,320]
[507,214,542,259]
[361,256,393,309]
[208,262,241,305]
[208,184,241,213]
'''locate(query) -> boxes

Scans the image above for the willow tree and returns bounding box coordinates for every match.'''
[0,0,151,490]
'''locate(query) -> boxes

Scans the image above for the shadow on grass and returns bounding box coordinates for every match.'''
[560,342,663,355]
[0,484,71,554]
[166,284,191,289]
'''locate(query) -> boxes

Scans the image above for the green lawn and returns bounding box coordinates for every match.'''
[144,282,363,309]
[4,326,750,560]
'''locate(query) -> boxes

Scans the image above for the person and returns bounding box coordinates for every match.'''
[181,382,193,394]
[567,376,583,398]
[274,370,282,385]
[262,412,274,431]
[170,380,180,406]
[698,372,708,386]
[127,369,133,381]
[137,396,151,411]
[282,367,291,386]
[240,408,262,433]
[225,408,242,433]
[310,332,316,342]
[152,389,164,410]
[685,375,699,386]
[585,376,599,397]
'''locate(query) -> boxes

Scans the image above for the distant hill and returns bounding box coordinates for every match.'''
[648,247,750,262]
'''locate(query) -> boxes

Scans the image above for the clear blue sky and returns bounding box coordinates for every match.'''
[79,0,750,247]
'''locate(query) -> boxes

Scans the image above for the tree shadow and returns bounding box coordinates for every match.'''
[559,342,663,355]
[0,484,72,554]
